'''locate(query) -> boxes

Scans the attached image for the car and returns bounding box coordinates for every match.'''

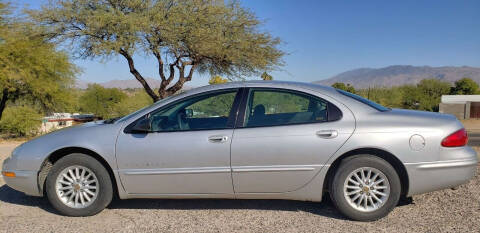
[2,81,477,221]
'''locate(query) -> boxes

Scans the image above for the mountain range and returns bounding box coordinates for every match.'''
[315,65,480,88]
[76,65,480,89]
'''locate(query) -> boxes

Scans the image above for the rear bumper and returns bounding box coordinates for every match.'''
[405,150,478,196]
[2,157,42,197]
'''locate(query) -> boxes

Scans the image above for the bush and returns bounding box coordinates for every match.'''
[111,90,154,117]
[0,106,42,137]
[79,84,127,119]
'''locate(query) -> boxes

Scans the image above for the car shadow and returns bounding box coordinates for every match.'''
[0,185,57,214]
[107,196,346,219]
[0,184,413,219]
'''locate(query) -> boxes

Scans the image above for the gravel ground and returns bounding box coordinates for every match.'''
[1,142,479,233]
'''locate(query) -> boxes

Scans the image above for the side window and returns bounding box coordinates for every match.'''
[244,89,331,127]
[148,90,238,132]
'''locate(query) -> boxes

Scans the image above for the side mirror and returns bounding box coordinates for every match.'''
[131,118,151,133]
[185,109,193,118]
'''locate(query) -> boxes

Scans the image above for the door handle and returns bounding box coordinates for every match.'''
[316,130,338,139]
[208,135,229,143]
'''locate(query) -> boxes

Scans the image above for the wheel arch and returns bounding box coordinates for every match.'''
[323,147,409,198]
[38,147,118,197]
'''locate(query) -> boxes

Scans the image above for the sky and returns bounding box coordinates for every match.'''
[13,0,480,86]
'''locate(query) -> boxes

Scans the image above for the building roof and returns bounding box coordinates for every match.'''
[441,95,480,104]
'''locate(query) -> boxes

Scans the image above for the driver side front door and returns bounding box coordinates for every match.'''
[116,89,240,195]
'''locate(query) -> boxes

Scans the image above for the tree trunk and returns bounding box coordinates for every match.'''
[158,63,197,99]
[0,88,8,121]
[119,49,160,102]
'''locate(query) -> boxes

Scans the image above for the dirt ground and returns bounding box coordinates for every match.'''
[0,141,479,232]
[461,119,480,131]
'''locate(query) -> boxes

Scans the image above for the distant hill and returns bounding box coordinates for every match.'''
[315,65,480,88]
[75,78,162,89]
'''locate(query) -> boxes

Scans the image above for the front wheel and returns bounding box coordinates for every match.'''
[330,155,401,221]
[45,153,113,216]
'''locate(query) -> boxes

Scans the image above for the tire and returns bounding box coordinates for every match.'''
[330,155,401,221]
[45,153,113,216]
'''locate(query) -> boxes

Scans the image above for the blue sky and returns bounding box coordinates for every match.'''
[13,0,480,86]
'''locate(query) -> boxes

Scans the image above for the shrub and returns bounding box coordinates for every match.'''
[0,106,42,137]
[111,90,154,117]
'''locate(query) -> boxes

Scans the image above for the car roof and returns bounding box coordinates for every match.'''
[183,80,339,96]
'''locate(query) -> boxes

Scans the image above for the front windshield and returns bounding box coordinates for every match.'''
[114,94,177,123]
[336,89,390,112]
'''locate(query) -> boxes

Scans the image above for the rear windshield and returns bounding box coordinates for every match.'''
[336,89,390,112]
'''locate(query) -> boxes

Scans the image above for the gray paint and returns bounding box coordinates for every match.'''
[2,81,478,202]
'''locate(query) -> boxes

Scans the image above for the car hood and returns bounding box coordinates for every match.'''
[13,121,124,171]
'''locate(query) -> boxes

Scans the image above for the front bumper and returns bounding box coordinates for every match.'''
[2,157,42,197]
[405,147,478,196]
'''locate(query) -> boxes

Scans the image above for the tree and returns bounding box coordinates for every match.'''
[450,78,479,95]
[402,79,451,111]
[208,75,228,85]
[32,0,284,102]
[0,2,77,120]
[332,82,356,93]
[261,72,273,80]
[79,84,127,119]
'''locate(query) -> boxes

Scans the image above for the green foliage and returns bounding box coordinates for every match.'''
[79,84,127,119]
[356,86,404,108]
[332,82,356,93]
[252,91,309,114]
[0,106,42,137]
[355,79,453,112]
[111,90,154,117]
[208,75,228,85]
[261,72,273,81]
[31,0,285,100]
[409,79,451,111]
[0,1,11,24]
[188,92,236,117]
[450,78,479,95]
[0,2,77,120]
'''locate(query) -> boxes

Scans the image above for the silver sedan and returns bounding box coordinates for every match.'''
[2,81,477,221]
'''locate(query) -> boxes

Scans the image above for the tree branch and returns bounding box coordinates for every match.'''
[119,49,159,102]
[146,36,166,81]
[164,62,197,96]
[152,49,166,81]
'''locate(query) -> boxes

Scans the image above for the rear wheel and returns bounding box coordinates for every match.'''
[330,155,401,221]
[45,153,113,216]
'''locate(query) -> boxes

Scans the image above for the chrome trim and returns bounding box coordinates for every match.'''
[404,159,478,170]
[232,165,322,173]
[121,167,231,175]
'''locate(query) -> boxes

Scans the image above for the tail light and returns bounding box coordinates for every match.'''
[441,128,468,147]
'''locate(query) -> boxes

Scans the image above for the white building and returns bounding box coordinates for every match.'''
[439,95,480,119]
[40,113,95,133]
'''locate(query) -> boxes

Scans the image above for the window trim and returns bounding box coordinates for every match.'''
[336,89,390,112]
[235,87,342,129]
[124,88,243,134]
